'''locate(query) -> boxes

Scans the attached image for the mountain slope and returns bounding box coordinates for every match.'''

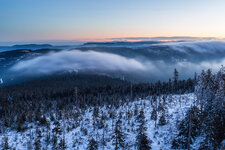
[0,93,198,150]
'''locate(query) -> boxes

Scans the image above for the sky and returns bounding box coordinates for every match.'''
[1,0,225,42]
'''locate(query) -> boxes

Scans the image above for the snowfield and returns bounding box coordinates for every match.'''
[1,93,200,150]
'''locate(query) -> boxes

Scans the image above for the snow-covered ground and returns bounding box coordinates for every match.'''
[0,93,198,150]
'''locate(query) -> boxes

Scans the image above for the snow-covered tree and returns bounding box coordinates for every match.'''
[112,118,125,150]
[158,112,167,126]
[2,136,9,150]
[88,138,98,150]
[58,137,67,150]
[172,106,201,149]
[194,67,225,148]
[136,109,152,150]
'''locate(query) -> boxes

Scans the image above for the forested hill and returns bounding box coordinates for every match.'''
[0,72,195,107]
[0,68,224,149]
[0,72,196,150]
[0,71,194,125]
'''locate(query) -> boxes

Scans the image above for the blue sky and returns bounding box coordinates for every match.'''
[1,0,225,42]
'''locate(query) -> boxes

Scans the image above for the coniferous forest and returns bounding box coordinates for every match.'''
[0,67,224,149]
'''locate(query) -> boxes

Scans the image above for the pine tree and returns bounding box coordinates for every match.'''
[168,78,172,93]
[112,119,125,150]
[195,67,225,148]
[36,126,42,139]
[52,121,62,135]
[58,137,67,150]
[88,138,98,150]
[34,138,41,150]
[136,109,151,150]
[40,115,48,126]
[172,106,201,149]
[194,72,197,84]
[136,132,151,150]
[52,134,58,150]
[199,137,211,150]
[17,118,23,132]
[151,108,157,127]
[3,136,9,150]
[173,68,179,92]
[45,129,51,149]
[158,112,166,126]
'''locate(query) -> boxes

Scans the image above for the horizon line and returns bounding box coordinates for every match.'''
[0,36,224,46]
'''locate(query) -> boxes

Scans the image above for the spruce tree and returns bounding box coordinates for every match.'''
[158,112,166,126]
[136,109,151,150]
[112,119,125,150]
[52,121,62,135]
[173,68,179,92]
[88,138,98,150]
[172,106,201,149]
[195,67,225,148]
[58,137,67,150]
[52,134,58,150]
[34,138,41,150]
[151,108,157,127]
[3,136,9,150]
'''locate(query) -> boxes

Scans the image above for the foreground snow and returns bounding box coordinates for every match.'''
[1,93,198,150]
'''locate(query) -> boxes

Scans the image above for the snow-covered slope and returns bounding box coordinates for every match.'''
[0,93,197,150]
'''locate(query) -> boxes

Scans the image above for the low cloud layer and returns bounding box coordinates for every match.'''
[10,50,146,75]
[8,40,225,82]
[167,40,225,53]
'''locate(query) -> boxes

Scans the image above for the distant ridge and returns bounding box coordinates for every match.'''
[0,44,76,52]
[12,44,53,48]
[83,41,163,47]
